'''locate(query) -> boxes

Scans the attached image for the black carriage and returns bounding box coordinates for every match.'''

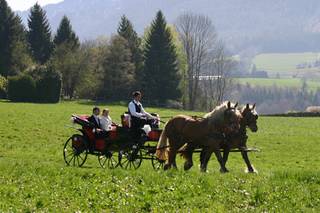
[63,114,165,170]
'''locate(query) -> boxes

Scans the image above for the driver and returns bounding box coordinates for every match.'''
[128,91,157,131]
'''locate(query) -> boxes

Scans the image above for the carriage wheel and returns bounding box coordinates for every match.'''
[151,156,165,170]
[63,135,88,167]
[119,148,143,169]
[98,152,119,169]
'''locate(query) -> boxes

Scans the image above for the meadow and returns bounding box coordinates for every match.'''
[235,78,320,91]
[0,101,319,212]
[253,52,320,73]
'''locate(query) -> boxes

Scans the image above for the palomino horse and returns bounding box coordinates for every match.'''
[155,101,241,170]
[181,103,258,173]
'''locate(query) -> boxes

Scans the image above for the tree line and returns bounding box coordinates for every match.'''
[229,81,320,114]
[0,0,232,110]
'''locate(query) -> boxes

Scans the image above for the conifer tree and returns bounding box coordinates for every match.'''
[143,11,181,102]
[0,0,31,77]
[27,3,53,64]
[102,35,135,100]
[117,15,143,89]
[54,15,79,48]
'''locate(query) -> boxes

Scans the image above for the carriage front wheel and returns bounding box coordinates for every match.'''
[63,134,88,167]
[119,146,143,169]
[151,156,165,170]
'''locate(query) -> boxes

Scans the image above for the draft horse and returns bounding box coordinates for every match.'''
[181,103,258,173]
[156,101,241,170]
[218,103,258,173]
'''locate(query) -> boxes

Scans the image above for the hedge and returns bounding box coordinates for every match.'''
[7,66,62,103]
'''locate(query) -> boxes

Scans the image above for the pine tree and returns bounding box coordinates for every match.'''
[27,3,53,64]
[0,0,32,77]
[117,15,143,89]
[143,11,181,102]
[102,35,135,100]
[54,15,79,48]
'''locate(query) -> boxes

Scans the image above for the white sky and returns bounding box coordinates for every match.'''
[7,0,63,11]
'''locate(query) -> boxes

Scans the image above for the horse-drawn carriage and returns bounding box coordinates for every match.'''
[63,114,165,170]
[63,102,259,172]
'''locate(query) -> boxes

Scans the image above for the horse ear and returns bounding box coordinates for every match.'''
[252,103,256,109]
[246,103,250,109]
[234,102,238,108]
[227,101,231,109]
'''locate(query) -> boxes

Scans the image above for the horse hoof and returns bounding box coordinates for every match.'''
[220,168,229,173]
[200,168,207,173]
[164,164,170,171]
[245,166,258,174]
[184,163,193,171]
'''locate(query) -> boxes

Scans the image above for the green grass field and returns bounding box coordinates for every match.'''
[253,52,320,73]
[0,101,319,212]
[235,78,320,91]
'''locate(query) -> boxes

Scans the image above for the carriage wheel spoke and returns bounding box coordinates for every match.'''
[78,154,84,161]
[68,155,75,165]
[76,156,80,166]
[125,161,130,169]
[122,158,129,166]
[64,151,73,159]
[102,157,107,166]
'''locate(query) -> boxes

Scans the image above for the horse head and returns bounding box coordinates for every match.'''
[223,101,242,134]
[204,101,241,135]
[241,103,258,132]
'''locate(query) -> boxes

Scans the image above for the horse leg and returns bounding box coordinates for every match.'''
[200,148,214,172]
[214,150,229,173]
[164,146,178,170]
[222,146,230,168]
[241,150,255,173]
[200,149,205,166]
[183,145,195,171]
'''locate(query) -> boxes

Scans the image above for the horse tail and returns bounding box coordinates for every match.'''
[156,123,169,161]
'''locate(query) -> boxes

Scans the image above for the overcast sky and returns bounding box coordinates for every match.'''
[7,0,63,11]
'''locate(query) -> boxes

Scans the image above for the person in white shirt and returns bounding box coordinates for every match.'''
[100,108,113,131]
[128,91,157,130]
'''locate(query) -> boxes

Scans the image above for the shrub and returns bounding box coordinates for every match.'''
[7,66,62,103]
[0,75,8,99]
[8,74,36,102]
[34,66,61,103]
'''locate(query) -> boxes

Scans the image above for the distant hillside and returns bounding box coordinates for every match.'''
[16,0,320,53]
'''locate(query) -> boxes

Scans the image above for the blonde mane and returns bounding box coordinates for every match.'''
[204,101,230,124]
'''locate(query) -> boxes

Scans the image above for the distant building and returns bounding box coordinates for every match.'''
[196,75,222,81]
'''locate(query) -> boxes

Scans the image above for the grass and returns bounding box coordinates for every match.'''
[235,78,320,91]
[253,52,320,73]
[0,101,320,212]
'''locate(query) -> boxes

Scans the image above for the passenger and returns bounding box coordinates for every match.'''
[88,106,101,129]
[100,108,113,131]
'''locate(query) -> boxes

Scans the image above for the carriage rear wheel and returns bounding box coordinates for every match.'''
[151,156,165,170]
[119,146,143,169]
[98,151,120,169]
[63,135,88,167]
